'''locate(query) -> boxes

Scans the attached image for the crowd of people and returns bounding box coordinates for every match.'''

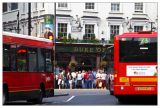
[55,66,107,89]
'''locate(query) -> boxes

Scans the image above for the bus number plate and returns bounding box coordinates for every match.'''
[135,87,153,91]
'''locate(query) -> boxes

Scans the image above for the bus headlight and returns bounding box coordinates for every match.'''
[120,86,124,90]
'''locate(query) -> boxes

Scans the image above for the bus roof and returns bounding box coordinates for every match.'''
[3,31,52,43]
[115,31,157,38]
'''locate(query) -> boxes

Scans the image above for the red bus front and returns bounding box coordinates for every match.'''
[113,32,157,97]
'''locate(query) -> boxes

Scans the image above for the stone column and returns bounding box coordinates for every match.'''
[96,55,100,69]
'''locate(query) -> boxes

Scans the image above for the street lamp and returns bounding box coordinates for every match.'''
[17,11,20,33]
[128,23,133,32]
[149,22,156,32]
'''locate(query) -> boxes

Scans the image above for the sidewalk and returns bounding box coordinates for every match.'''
[54,89,69,97]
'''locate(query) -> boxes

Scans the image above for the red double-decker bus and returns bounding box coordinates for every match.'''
[113,31,157,103]
[3,32,54,104]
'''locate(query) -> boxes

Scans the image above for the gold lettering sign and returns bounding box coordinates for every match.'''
[84,48,89,52]
[96,47,101,52]
[89,48,93,52]
[74,47,79,52]
[73,47,105,53]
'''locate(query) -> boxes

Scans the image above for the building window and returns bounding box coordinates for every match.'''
[110,25,119,42]
[85,24,94,40]
[135,3,143,13]
[134,26,143,32]
[3,3,8,12]
[58,23,67,37]
[11,3,18,10]
[111,3,120,12]
[34,23,38,37]
[23,3,25,13]
[35,3,37,10]
[58,3,68,8]
[85,3,94,9]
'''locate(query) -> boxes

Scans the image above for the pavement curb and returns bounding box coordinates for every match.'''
[54,93,69,97]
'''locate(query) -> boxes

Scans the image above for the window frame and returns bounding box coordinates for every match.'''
[111,3,120,12]
[110,25,120,37]
[58,3,68,8]
[3,3,8,12]
[135,3,143,13]
[58,23,68,37]
[134,26,143,32]
[11,3,18,11]
[85,24,95,40]
[85,3,95,10]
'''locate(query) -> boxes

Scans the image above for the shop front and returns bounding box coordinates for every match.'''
[55,43,112,71]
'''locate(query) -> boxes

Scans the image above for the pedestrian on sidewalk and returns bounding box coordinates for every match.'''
[76,71,83,88]
[84,71,89,89]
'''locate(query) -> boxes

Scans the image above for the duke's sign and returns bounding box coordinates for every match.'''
[56,45,107,53]
[73,47,106,53]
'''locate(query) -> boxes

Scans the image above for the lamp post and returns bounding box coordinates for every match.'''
[17,11,20,34]
[28,3,31,35]
[149,22,156,32]
[128,23,133,32]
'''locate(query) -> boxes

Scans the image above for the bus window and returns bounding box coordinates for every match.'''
[3,44,10,71]
[119,37,157,62]
[10,44,17,71]
[17,46,28,72]
[38,48,45,72]
[45,49,52,72]
[28,47,37,72]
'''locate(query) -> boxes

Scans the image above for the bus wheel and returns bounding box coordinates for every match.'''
[3,87,8,105]
[117,97,126,104]
[110,91,114,95]
[34,88,44,104]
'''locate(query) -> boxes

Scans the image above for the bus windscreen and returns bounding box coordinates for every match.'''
[119,37,157,62]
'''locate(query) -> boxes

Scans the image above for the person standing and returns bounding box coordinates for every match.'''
[76,71,83,88]
[84,71,89,89]
[81,70,85,88]
[58,71,63,89]
[71,71,77,89]
[92,68,97,88]
[67,72,72,89]
[101,71,107,89]
[88,70,94,89]
[96,70,102,88]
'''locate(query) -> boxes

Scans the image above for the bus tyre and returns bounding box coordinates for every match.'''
[3,88,8,105]
[35,89,43,104]
[117,97,126,104]
[109,90,114,95]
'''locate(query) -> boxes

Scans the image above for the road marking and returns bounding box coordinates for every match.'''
[66,96,75,102]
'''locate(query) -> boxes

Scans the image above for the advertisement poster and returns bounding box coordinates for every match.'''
[127,65,157,76]
[43,15,54,39]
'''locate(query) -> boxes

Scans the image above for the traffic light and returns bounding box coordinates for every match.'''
[48,31,54,40]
